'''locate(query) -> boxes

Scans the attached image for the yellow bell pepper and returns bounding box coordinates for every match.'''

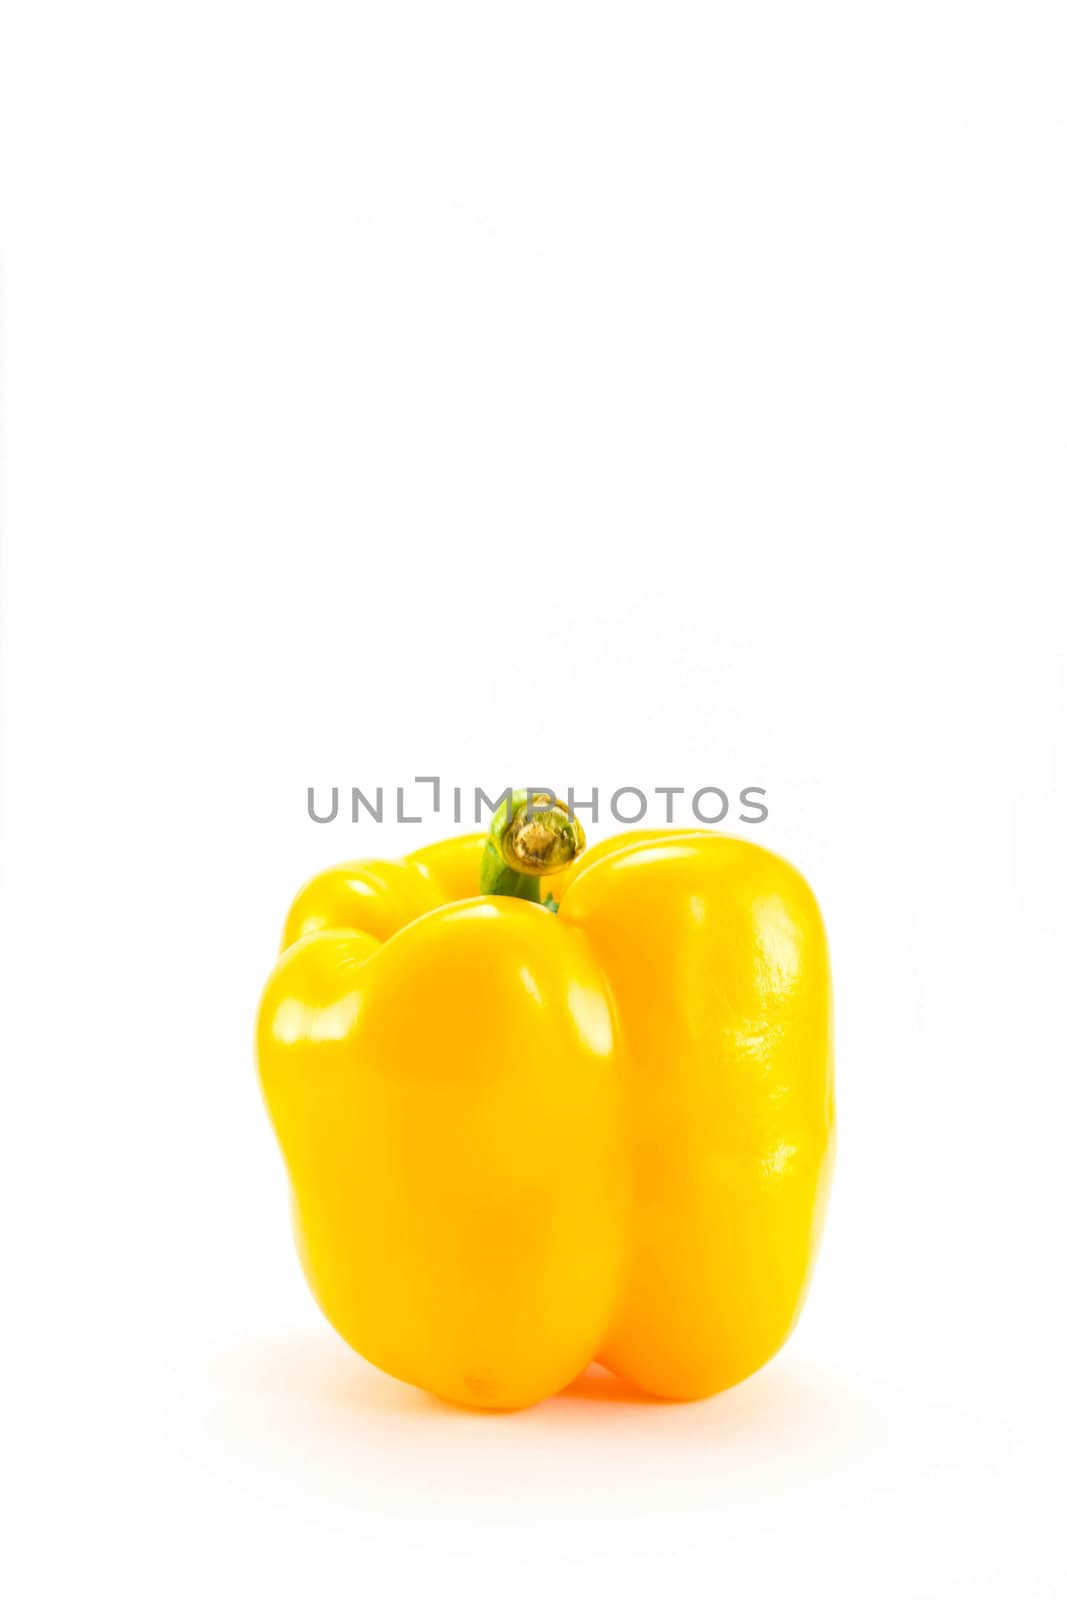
[257,792,835,1410]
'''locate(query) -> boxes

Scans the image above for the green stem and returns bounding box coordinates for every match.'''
[479,789,586,908]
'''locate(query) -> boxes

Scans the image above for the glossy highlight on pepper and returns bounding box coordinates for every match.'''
[257,794,835,1410]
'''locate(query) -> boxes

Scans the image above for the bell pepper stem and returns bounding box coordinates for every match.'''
[479,790,586,907]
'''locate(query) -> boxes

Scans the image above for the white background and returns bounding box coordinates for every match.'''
[1,4,1065,1596]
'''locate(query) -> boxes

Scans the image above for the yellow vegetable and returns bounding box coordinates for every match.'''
[257,792,835,1410]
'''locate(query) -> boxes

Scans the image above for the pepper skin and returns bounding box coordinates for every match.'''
[257,828,834,1410]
